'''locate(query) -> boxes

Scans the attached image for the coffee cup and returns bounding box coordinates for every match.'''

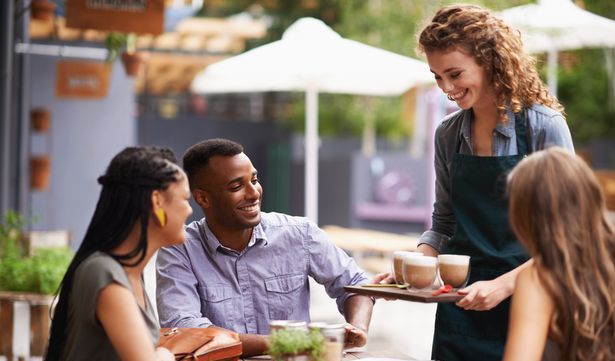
[391,251,423,284]
[437,254,471,289]
[402,255,438,290]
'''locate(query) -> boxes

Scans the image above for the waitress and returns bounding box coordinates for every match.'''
[415,5,573,361]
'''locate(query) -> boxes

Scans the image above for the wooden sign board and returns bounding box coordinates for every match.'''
[65,0,164,35]
[55,61,111,99]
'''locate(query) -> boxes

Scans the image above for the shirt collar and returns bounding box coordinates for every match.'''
[459,108,516,141]
[199,217,268,255]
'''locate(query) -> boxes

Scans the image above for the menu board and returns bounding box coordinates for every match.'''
[66,0,164,35]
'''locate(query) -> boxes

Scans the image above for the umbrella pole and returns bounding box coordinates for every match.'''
[305,87,319,224]
[547,47,558,97]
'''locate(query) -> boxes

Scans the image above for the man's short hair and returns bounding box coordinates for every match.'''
[182,138,244,190]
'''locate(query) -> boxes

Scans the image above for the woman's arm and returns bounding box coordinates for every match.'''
[97,283,174,361]
[456,259,533,311]
[502,265,554,361]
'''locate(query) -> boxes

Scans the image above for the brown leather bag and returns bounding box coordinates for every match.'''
[157,326,242,361]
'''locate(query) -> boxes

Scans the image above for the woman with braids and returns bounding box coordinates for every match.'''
[45,146,192,361]
[414,4,573,360]
[504,147,614,361]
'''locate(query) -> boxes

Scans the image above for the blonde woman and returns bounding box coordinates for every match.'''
[505,147,615,361]
[415,4,573,360]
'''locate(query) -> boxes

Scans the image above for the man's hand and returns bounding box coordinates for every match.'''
[343,324,367,349]
[371,272,394,284]
[456,277,513,311]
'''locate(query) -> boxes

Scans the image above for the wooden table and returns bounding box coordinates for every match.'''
[245,350,430,361]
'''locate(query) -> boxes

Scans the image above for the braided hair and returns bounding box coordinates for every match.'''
[45,146,181,361]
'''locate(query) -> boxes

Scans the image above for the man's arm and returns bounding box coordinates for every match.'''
[342,295,373,348]
[239,334,269,357]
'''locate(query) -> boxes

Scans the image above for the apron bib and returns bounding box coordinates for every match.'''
[431,112,530,361]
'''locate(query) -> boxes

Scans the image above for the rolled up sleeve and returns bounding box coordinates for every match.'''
[418,124,455,253]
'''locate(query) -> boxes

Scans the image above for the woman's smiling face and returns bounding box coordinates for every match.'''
[426,49,494,111]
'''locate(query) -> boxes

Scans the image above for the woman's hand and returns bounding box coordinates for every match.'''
[456,260,532,311]
[456,277,514,311]
[155,347,175,361]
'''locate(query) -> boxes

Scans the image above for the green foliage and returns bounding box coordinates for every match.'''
[0,211,74,295]
[105,32,136,63]
[557,49,615,142]
[267,329,325,361]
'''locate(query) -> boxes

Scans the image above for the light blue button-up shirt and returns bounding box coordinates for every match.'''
[418,104,574,252]
[156,212,369,334]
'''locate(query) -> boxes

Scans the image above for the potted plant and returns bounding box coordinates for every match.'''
[105,32,144,77]
[30,0,56,21]
[268,329,325,361]
[0,210,74,357]
[31,108,51,133]
[30,154,51,191]
[0,211,73,295]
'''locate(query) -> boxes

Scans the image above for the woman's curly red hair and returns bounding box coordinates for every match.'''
[418,4,563,121]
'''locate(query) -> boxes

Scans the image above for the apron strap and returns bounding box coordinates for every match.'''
[514,111,530,156]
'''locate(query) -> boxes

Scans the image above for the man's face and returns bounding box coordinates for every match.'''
[197,153,263,231]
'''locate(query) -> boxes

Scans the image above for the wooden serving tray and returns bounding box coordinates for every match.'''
[344,285,464,303]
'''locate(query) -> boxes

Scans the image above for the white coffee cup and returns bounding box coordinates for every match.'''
[402,255,438,290]
[437,254,471,289]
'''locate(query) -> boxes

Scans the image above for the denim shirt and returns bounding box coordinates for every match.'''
[156,212,369,334]
[418,104,574,252]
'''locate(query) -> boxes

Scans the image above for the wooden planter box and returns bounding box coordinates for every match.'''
[0,291,54,359]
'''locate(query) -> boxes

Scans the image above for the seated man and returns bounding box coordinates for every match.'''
[156,138,377,356]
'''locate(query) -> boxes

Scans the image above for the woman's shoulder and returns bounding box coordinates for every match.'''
[515,264,553,305]
[76,252,128,289]
[435,109,465,137]
[525,104,566,128]
[524,104,574,150]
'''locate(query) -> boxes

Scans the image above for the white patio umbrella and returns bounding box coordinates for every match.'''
[191,17,433,223]
[498,0,615,95]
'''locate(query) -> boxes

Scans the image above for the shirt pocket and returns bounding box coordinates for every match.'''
[197,286,235,328]
[264,274,304,320]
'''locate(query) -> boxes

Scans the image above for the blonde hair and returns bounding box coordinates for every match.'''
[507,147,615,361]
[418,4,563,122]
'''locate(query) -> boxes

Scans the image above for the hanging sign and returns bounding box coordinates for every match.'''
[55,61,111,99]
[65,0,164,35]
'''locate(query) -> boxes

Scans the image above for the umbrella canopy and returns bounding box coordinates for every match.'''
[498,0,615,94]
[192,17,433,223]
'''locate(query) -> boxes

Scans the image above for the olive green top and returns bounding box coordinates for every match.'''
[61,251,159,361]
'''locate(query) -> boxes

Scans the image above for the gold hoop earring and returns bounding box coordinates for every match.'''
[155,208,167,227]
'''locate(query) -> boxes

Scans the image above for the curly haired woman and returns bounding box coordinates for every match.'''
[504,147,615,361]
[415,4,573,360]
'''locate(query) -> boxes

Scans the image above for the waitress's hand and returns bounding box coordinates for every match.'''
[155,346,175,361]
[455,277,513,311]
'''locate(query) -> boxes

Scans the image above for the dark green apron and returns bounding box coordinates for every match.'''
[431,112,531,361]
